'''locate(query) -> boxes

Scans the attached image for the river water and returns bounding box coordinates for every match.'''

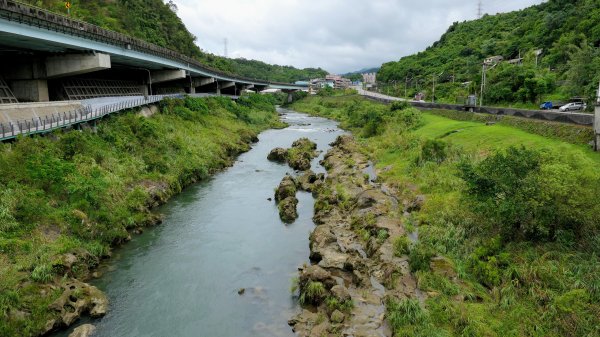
[56,109,343,337]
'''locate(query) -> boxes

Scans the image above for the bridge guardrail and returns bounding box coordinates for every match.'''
[0,0,303,88]
[0,94,182,141]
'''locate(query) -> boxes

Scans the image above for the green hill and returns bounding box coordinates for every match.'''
[19,0,326,82]
[378,0,600,108]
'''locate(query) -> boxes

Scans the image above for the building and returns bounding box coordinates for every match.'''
[362,72,376,85]
[309,78,334,91]
[484,56,503,66]
[325,74,352,89]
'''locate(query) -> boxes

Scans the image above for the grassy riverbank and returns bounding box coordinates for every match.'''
[291,95,600,336]
[0,94,282,336]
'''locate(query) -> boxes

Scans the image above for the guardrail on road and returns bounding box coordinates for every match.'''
[0,94,182,141]
[359,90,594,126]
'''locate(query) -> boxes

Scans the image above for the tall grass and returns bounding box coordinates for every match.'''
[291,95,600,336]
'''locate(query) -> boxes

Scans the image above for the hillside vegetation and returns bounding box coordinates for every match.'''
[291,94,600,336]
[20,0,326,82]
[378,0,600,109]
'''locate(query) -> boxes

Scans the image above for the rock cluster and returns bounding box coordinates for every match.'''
[267,138,318,171]
[274,171,326,223]
[289,135,421,337]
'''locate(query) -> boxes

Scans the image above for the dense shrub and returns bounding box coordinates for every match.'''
[317,87,335,97]
[395,108,422,129]
[390,100,410,111]
[466,237,511,287]
[459,146,599,241]
[418,139,448,164]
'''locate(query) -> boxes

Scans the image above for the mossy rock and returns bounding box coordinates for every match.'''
[278,197,299,223]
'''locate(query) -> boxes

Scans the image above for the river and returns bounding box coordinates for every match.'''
[55,109,343,337]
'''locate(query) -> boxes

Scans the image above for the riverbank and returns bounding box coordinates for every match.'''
[0,94,283,336]
[54,109,344,337]
[290,95,600,336]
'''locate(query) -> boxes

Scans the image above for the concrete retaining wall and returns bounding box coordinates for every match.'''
[0,101,83,125]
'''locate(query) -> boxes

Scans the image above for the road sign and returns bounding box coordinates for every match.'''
[65,2,71,9]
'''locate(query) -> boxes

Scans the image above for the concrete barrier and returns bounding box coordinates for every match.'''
[362,93,594,126]
[0,101,83,125]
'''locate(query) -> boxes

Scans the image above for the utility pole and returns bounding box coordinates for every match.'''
[224,38,228,58]
[432,75,435,103]
[594,81,600,151]
[480,63,486,107]
[477,0,483,19]
[405,76,409,98]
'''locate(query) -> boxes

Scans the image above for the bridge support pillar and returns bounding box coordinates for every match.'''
[282,89,297,103]
[10,79,49,102]
[46,53,111,78]
[187,86,196,94]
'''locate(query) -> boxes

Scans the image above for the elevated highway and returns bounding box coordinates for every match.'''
[0,0,306,104]
[0,0,308,141]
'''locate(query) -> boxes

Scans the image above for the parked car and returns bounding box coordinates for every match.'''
[559,102,586,112]
[539,101,553,110]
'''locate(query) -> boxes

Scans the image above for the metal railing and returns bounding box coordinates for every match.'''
[0,94,183,141]
[0,0,304,88]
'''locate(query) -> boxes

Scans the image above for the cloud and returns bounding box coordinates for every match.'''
[175,0,544,73]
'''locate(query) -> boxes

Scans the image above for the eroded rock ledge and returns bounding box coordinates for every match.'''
[289,135,421,337]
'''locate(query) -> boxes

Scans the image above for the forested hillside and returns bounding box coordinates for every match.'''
[378,0,600,108]
[20,0,326,82]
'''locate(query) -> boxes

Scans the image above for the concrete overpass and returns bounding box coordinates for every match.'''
[0,0,306,104]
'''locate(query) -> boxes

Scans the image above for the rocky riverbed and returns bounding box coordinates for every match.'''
[289,135,422,337]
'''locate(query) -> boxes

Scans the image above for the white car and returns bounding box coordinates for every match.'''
[559,102,586,112]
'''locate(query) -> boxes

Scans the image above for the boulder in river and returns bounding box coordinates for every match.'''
[68,324,96,337]
[267,147,288,163]
[287,138,318,171]
[278,197,299,223]
[275,176,297,202]
[275,176,299,223]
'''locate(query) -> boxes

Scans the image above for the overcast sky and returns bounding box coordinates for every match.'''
[175,0,545,74]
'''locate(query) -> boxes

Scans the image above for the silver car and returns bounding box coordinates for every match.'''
[559,102,586,112]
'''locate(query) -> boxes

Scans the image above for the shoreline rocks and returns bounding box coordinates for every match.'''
[45,280,108,333]
[290,135,421,337]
